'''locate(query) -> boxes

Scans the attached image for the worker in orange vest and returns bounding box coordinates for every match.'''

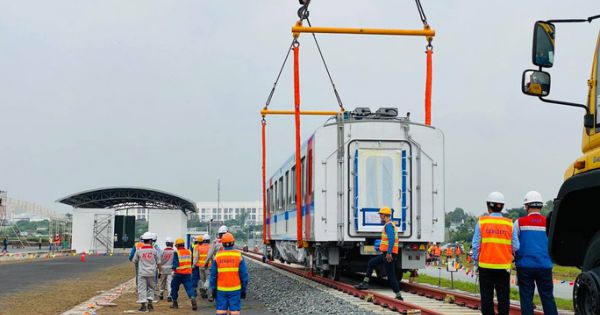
[433,244,442,265]
[194,233,214,301]
[354,207,403,300]
[210,233,249,315]
[445,245,454,258]
[191,235,203,297]
[455,243,462,263]
[471,192,520,315]
[170,238,198,310]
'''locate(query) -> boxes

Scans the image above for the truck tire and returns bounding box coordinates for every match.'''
[574,232,600,315]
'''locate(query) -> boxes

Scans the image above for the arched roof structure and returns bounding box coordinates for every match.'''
[57,187,197,214]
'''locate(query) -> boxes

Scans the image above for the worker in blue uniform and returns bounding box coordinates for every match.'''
[210,232,248,315]
[170,238,198,310]
[515,191,558,315]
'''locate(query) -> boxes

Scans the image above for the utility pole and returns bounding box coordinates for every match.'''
[217,179,221,226]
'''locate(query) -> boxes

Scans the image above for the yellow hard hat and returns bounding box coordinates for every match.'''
[175,238,185,246]
[195,235,203,242]
[378,207,392,215]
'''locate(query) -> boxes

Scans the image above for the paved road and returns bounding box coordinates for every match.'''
[0,255,129,296]
[420,266,573,300]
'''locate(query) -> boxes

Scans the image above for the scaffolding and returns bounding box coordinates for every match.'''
[92,214,113,253]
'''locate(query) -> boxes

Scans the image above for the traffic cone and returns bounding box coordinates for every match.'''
[81,251,86,262]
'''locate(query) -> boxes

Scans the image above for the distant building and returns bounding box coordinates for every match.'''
[195,201,263,225]
[9,212,49,223]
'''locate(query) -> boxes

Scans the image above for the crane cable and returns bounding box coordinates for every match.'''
[415,0,434,126]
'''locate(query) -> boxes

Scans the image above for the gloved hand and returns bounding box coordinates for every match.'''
[241,291,246,299]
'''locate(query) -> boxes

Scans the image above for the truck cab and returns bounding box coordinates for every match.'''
[521,19,600,314]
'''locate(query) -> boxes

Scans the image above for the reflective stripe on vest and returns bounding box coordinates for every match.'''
[176,248,192,274]
[215,250,242,291]
[196,244,211,267]
[478,216,513,269]
[379,221,399,254]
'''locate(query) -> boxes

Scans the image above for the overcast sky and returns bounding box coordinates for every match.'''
[1,1,598,215]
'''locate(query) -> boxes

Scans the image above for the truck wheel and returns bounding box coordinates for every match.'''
[574,233,600,315]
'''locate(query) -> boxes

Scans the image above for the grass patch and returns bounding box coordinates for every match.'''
[410,272,574,311]
[0,262,132,315]
[443,255,579,282]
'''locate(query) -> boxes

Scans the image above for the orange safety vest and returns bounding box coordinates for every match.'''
[446,247,453,256]
[195,243,211,268]
[456,246,462,256]
[215,250,242,291]
[478,216,513,269]
[434,246,441,256]
[175,248,193,275]
[379,221,399,254]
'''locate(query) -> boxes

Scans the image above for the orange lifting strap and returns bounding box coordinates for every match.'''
[261,119,267,245]
[293,44,303,248]
[425,47,433,126]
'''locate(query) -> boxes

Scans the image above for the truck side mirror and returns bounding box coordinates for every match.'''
[584,114,594,129]
[522,69,551,96]
[532,21,555,68]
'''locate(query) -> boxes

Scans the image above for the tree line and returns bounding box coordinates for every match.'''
[445,200,553,244]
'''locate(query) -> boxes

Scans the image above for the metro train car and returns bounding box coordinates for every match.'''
[264,107,445,279]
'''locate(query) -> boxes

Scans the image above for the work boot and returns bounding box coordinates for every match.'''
[208,294,214,302]
[170,300,179,309]
[354,277,370,290]
[147,300,154,311]
[167,296,172,302]
[395,292,404,301]
[159,293,163,300]
[191,298,198,310]
[138,303,148,312]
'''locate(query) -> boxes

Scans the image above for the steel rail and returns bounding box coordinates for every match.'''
[243,251,544,315]
[400,281,544,315]
[242,251,443,315]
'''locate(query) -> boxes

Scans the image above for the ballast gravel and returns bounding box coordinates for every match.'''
[246,260,378,315]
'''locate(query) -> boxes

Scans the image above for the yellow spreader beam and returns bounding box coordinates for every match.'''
[292,25,435,37]
[261,109,341,116]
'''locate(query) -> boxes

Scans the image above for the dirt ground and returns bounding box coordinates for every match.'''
[97,288,273,315]
[0,262,132,315]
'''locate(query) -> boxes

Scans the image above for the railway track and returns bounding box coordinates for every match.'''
[241,251,544,315]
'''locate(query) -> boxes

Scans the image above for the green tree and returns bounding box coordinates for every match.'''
[542,200,554,216]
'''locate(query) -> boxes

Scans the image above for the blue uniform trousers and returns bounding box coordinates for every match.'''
[216,290,241,314]
[365,253,400,293]
[192,267,200,289]
[517,268,558,315]
[170,274,196,301]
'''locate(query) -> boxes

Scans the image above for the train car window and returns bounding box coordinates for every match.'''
[278,177,284,210]
[308,148,313,196]
[365,156,394,208]
[291,166,296,204]
[274,181,278,211]
[301,157,306,201]
[285,171,289,208]
[266,188,270,214]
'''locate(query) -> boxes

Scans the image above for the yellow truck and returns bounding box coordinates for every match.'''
[521,15,600,314]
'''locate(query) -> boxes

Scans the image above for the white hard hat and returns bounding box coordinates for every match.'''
[151,233,157,241]
[523,191,544,206]
[203,233,210,241]
[141,232,153,240]
[486,191,505,204]
[218,225,228,234]
[165,237,174,243]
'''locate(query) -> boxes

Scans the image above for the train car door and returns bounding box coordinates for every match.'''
[349,140,411,236]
